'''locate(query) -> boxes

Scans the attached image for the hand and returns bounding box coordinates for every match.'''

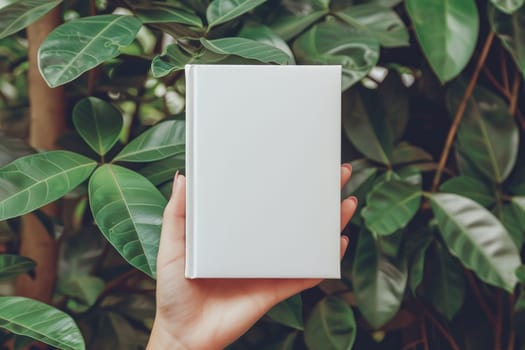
[147,164,357,350]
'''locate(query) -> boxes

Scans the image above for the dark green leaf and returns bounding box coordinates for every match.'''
[392,142,433,165]
[114,120,185,163]
[0,0,62,40]
[58,226,106,277]
[0,151,97,221]
[379,72,410,141]
[499,202,525,249]
[516,265,525,283]
[408,232,433,295]
[89,164,167,278]
[405,0,479,82]
[72,97,123,156]
[206,0,267,28]
[304,297,356,350]
[263,331,298,350]
[151,44,194,78]
[447,82,519,183]
[239,25,295,63]
[0,255,35,281]
[491,0,524,14]
[136,6,203,28]
[39,15,142,87]
[336,4,409,47]
[353,230,407,329]
[440,176,495,207]
[0,296,85,350]
[139,154,185,186]
[266,295,303,330]
[342,159,377,198]
[200,37,292,65]
[362,179,422,236]
[429,193,520,292]
[58,276,105,313]
[271,10,328,41]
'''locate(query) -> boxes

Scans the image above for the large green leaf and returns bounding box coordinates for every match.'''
[266,295,303,330]
[447,83,519,183]
[89,164,167,278]
[379,72,410,141]
[139,154,185,186]
[293,20,379,91]
[440,176,495,207]
[0,0,62,40]
[427,242,466,320]
[0,296,85,350]
[0,151,97,221]
[491,0,524,14]
[206,0,266,28]
[151,44,193,78]
[429,193,521,292]
[72,97,123,156]
[304,297,356,350]
[392,142,433,165]
[405,0,479,82]
[271,10,328,41]
[239,25,295,63]
[114,120,185,163]
[336,4,409,47]
[362,179,421,236]
[407,231,433,295]
[0,255,35,281]
[39,15,142,87]
[499,202,525,249]
[135,5,203,28]
[490,5,525,78]
[352,230,407,329]
[200,37,292,65]
[342,88,393,165]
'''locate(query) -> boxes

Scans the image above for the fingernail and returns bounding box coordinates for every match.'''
[348,196,358,206]
[341,235,349,244]
[172,171,180,194]
[342,163,352,172]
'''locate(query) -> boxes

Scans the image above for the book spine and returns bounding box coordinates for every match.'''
[184,65,195,278]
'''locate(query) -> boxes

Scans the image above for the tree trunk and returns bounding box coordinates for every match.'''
[15,7,65,303]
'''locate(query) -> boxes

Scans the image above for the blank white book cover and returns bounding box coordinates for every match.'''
[185,64,341,278]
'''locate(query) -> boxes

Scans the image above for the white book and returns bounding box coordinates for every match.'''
[185,64,342,278]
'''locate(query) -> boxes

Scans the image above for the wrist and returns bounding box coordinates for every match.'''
[147,321,189,350]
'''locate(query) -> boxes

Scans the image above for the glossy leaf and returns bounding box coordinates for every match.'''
[89,164,167,278]
[379,72,410,141]
[293,20,379,91]
[151,44,197,78]
[266,295,303,330]
[136,5,203,28]
[114,120,185,163]
[200,37,292,65]
[429,193,520,292]
[58,276,105,313]
[304,297,356,350]
[0,255,35,281]
[0,0,62,40]
[271,10,328,41]
[353,230,407,329]
[447,83,519,183]
[405,0,479,82]
[491,0,524,14]
[72,97,123,156]
[342,159,377,198]
[362,179,421,236]
[39,15,142,87]
[139,154,185,186]
[239,25,295,63]
[408,233,433,295]
[0,151,97,221]
[440,176,495,207]
[392,142,433,165]
[0,296,85,350]
[206,0,266,28]
[499,202,525,249]
[336,4,409,47]
[264,332,298,350]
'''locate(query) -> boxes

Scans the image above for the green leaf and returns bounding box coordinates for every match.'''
[392,142,433,165]
[0,132,33,167]
[89,164,167,278]
[490,5,525,78]
[408,232,433,295]
[429,193,521,292]
[342,159,377,198]
[72,97,123,156]
[405,0,479,82]
[135,5,203,28]
[0,255,35,281]
[499,202,525,249]
[491,0,524,14]
[271,10,328,41]
[440,176,495,207]
[0,151,97,221]
[263,331,298,350]
[379,71,410,141]
[304,297,356,350]
[0,0,62,40]
[447,83,519,183]
[362,179,421,236]
[38,15,142,87]
[427,242,466,320]
[139,154,185,186]
[266,295,303,330]
[342,88,393,165]
[336,4,409,47]
[151,44,195,78]
[206,0,266,28]
[0,296,85,350]
[352,230,407,329]
[293,20,379,91]
[114,120,185,163]
[200,37,292,65]
[58,276,105,313]
[239,25,295,64]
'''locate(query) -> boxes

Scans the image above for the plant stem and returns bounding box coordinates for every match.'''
[509,72,520,115]
[494,290,503,350]
[421,305,460,350]
[431,32,495,192]
[465,270,497,325]
[421,318,430,350]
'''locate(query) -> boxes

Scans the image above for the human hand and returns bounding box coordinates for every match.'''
[147,164,357,350]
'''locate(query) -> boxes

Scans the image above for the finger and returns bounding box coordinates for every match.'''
[341,163,352,188]
[340,235,349,259]
[341,196,357,231]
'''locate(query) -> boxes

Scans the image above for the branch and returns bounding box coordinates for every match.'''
[465,270,497,325]
[421,305,461,350]
[509,72,520,116]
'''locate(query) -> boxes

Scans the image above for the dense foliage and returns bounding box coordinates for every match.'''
[1,0,525,349]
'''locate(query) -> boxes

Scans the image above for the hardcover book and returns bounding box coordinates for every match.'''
[185,64,342,278]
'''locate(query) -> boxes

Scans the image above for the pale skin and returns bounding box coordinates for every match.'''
[147,164,357,350]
